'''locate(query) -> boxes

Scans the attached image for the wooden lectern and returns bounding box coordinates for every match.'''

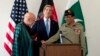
[40,44,82,56]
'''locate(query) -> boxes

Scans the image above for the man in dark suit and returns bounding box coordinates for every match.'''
[32,5,59,56]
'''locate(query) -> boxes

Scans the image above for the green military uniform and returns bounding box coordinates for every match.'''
[46,23,87,56]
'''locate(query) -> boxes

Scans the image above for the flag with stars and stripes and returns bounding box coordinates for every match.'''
[4,0,28,55]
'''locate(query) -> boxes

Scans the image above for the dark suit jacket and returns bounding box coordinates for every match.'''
[32,19,59,42]
[32,19,59,56]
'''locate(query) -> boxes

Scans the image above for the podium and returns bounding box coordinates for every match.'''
[40,44,82,56]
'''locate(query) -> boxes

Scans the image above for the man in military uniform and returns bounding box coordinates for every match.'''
[41,9,87,56]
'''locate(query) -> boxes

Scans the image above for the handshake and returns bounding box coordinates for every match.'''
[41,40,47,48]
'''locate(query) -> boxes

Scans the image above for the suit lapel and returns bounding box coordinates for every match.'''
[49,20,53,37]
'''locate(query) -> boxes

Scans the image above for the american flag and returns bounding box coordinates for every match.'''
[4,0,28,55]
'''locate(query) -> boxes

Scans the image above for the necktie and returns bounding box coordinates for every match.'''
[46,19,49,36]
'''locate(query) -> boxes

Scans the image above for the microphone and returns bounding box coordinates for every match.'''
[59,31,63,44]
[59,31,73,44]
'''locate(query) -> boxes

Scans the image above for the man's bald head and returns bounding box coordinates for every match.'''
[24,12,36,27]
[24,12,35,18]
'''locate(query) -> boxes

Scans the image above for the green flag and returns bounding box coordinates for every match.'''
[61,0,88,55]
[62,0,85,30]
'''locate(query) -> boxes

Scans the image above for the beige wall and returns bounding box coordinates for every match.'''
[0,0,100,56]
